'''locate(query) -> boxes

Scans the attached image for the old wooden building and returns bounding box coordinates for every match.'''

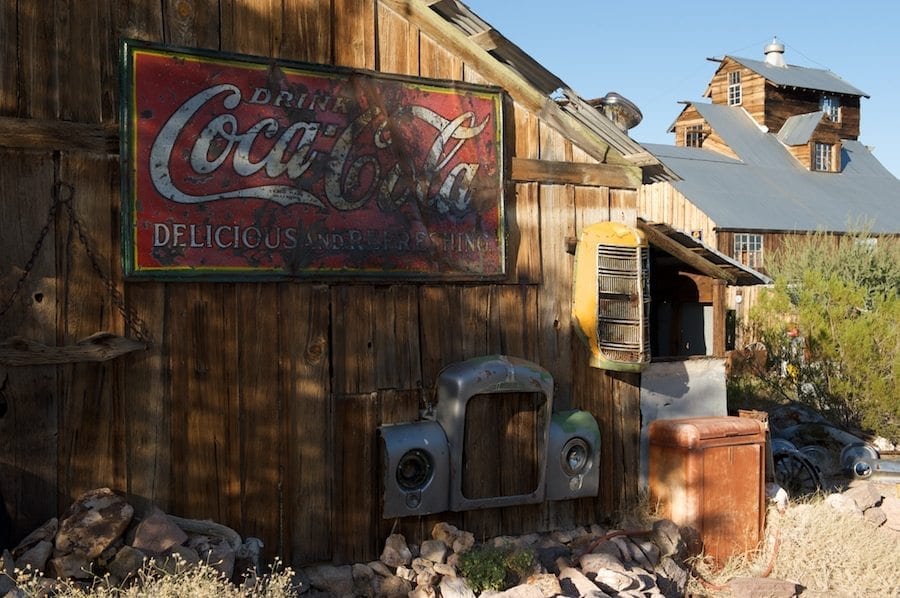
[640,39,900,326]
[0,0,771,569]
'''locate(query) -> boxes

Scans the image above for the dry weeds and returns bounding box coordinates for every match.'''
[688,494,900,597]
[8,556,300,598]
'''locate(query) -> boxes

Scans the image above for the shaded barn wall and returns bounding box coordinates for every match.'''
[0,0,642,566]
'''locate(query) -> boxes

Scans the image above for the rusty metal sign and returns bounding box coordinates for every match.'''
[120,40,506,280]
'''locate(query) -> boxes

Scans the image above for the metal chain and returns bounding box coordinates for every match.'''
[0,182,153,345]
[0,190,60,320]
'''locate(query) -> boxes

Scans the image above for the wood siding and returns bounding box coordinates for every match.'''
[0,0,644,567]
[700,58,862,142]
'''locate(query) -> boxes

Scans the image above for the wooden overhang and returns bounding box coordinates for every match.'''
[636,219,771,286]
[387,0,662,171]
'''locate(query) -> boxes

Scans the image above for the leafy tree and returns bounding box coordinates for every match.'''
[745,232,900,440]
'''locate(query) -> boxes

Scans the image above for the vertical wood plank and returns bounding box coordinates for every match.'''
[510,182,541,284]
[617,372,641,509]
[333,393,379,563]
[419,31,461,80]
[489,285,539,363]
[117,0,166,519]
[220,0,279,56]
[237,284,282,562]
[282,0,332,63]
[574,185,610,234]
[418,286,492,388]
[56,0,113,122]
[12,1,58,118]
[513,101,540,160]
[123,282,170,515]
[280,283,332,565]
[331,286,421,395]
[57,154,125,502]
[536,184,574,409]
[377,3,418,76]
[169,285,241,524]
[712,279,726,357]
[610,189,637,226]
[0,1,19,114]
[334,0,376,69]
[0,152,58,540]
[163,0,219,47]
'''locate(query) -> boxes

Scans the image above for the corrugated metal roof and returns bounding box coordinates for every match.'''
[728,56,869,98]
[692,103,790,169]
[777,112,824,146]
[641,108,900,234]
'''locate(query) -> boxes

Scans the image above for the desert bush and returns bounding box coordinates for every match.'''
[457,544,536,593]
[744,231,900,440]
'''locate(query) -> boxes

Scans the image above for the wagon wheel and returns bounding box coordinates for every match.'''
[773,449,823,497]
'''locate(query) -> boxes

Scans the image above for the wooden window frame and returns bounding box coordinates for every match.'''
[814,142,834,171]
[733,233,763,269]
[727,71,742,106]
[820,95,841,123]
[684,124,705,148]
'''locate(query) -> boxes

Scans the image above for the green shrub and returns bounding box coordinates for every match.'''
[457,544,535,593]
[744,232,900,440]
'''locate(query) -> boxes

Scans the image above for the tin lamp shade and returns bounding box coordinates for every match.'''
[572,221,651,372]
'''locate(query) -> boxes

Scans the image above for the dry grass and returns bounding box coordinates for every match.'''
[8,556,300,598]
[687,495,900,596]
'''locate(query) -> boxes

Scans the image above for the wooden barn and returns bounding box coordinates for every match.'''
[640,38,900,331]
[0,0,766,568]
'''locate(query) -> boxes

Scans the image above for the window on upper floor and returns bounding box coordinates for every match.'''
[814,142,834,171]
[733,233,763,269]
[684,124,705,148]
[727,71,742,106]
[820,95,841,123]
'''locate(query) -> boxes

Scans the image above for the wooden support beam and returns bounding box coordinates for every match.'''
[637,220,737,284]
[511,157,641,189]
[0,116,118,154]
[469,29,502,52]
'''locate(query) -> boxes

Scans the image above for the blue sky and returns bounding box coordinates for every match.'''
[463,0,900,177]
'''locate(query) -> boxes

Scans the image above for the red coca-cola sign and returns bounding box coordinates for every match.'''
[121,40,506,279]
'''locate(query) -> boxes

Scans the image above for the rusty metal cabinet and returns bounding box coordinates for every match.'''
[649,416,767,564]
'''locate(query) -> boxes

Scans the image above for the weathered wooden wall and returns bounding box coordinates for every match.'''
[0,0,643,566]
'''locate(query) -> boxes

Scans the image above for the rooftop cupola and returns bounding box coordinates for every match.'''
[764,37,786,67]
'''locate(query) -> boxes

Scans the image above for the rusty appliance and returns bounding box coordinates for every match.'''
[649,416,767,564]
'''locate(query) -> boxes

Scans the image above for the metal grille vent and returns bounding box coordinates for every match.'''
[596,244,650,363]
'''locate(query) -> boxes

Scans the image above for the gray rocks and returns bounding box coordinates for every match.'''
[303,521,692,598]
[131,506,188,554]
[5,487,261,589]
[51,487,134,579]
[825,480,900,532]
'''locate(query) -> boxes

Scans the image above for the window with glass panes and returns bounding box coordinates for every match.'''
[684,124,705,147]
[728,71,742,105]
[820,95,840,122]
[814,142,833,171]
[733,233,763,268]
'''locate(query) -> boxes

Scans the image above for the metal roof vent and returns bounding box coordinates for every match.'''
[588,92,643,132]
[764,37,786,67]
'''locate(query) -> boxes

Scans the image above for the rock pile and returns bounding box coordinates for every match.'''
[301,519,693,597]
[0,487,262,594]
[824,479,900,531]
